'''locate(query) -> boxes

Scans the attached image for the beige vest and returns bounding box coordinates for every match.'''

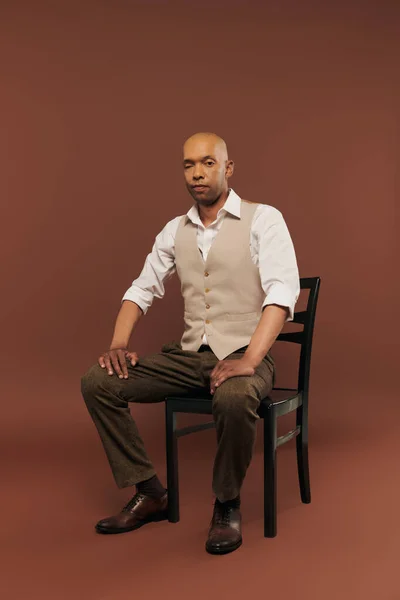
[175,201,265,360]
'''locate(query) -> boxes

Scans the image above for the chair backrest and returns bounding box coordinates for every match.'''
[276,277,321,399]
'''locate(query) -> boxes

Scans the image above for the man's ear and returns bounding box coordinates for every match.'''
[226,160,234,179]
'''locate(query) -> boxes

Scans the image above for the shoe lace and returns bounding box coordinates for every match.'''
[214,504,234,527]
[123,492,145,512]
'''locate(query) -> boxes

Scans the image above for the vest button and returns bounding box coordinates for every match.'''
[206,304,210,309]
[205,288,210,293]
[204,271,209,277]
[205,319,211,324]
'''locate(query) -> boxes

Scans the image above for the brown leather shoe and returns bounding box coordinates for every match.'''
[205,501,242,555]
[95,492,168,534]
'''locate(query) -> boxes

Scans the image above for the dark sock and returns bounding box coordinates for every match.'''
[137,475,166,499]
[216,495,241,509]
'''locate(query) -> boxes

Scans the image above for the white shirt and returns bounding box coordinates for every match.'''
[122,189,300,342]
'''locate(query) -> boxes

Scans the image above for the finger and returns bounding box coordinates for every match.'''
[211,361,224,377]
[214,376,230,390]
[211,364,227,387]
[211,360,223,376]
[211,363,225,382]
[127,352,138,366]
[211,366,228,393]
[98,355,106,368]
[215,373,230,387]
[214,364,229,377]
[111,353,124,379]
[117,350,129,379]
[104,355,113,375]
[214,366,234,387]
[210,373,218,391]
[211,374,228,393]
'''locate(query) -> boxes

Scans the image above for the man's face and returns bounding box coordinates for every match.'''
[183,137,233,206]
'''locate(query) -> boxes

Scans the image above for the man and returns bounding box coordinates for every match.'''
[81,132,300,555]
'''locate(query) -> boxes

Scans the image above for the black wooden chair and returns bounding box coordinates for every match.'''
[165,276,320,537]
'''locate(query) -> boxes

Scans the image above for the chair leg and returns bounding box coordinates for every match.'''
[263,406,277,537]
[165,403,180,522]
[296,406,311,504]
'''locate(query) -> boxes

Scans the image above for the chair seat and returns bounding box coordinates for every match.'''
[259,389,301,418]
[166,388,301,419]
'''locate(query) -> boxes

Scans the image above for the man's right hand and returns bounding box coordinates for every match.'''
[98,348,139,379]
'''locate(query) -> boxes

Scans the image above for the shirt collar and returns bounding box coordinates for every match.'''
[186,189,242,225]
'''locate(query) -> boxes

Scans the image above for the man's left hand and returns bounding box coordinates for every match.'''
[210,357,257,394]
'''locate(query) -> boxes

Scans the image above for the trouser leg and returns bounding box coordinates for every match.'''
[210,353,274,502]
[81,342,204,488]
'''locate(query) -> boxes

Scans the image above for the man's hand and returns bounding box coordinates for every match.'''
[210,357,256,394]
[98,348,138,379]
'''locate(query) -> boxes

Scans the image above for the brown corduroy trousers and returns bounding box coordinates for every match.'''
[81,341,274,502]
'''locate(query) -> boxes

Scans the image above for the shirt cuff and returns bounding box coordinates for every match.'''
[121,290,149,315]
[262,283,297,321]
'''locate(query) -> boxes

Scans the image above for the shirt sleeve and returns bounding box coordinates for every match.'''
[251,205,300,321]
[121,216,182,314]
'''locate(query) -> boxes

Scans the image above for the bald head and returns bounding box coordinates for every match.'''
[183,132,234,206]
[183,132,229,162]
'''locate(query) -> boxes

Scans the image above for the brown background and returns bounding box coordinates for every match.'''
[1,1,399,599]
